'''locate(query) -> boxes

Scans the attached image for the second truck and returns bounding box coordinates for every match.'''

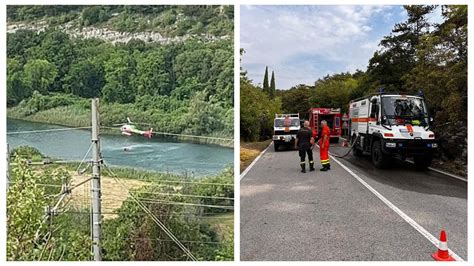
[349,91,437,169]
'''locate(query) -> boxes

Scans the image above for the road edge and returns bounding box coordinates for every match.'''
[240,142,272,181]
[330,154,465,261]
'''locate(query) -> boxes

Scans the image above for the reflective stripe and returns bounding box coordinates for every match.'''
[321,159,330,163]
[439,241,448,251]
[300,162,305,164]
[309,161,314,163]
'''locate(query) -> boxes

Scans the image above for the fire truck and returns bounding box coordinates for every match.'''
[348,91,437,169]
[273,113,301,151]
[308,108,342,142]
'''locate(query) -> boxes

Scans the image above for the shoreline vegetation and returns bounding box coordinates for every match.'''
[7,113,234,149]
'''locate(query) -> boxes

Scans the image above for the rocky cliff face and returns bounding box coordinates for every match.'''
[433,121,467,177]
[7,21,230,44]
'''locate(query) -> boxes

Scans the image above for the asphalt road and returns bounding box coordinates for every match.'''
[240,142,467,261]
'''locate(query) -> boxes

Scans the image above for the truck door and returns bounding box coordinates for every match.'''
[368,98,379,134]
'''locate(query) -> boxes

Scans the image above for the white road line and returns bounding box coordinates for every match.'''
[240,142,272,181]
[405,160,467,182]
[330,154,465,261]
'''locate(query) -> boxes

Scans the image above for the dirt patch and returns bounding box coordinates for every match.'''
[69,172,148,219]
[240,140,272,173]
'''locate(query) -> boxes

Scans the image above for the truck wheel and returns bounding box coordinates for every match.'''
[413,154,432,169]
[351,135,363,157]
[371,140,389,168]
[274,142,280,152]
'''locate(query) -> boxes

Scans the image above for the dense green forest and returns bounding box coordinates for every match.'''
[7,149,234,261]
[241,5,467,170]
[7,5,234,139]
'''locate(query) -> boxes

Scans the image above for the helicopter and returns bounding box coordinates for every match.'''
[114,117,153,139]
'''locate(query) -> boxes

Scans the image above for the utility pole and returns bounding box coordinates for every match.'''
[7,143,10,191]
[91,98,102,261]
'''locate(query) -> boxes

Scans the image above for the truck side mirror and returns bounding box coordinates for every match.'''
[370,104,378,119]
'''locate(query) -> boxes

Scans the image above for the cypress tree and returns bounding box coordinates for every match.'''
[270,70,276,98]
[263,66,269,94]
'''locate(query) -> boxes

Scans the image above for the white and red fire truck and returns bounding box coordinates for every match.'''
[348,92,437,169]
[308,108,342,142]
[273,113,301,151]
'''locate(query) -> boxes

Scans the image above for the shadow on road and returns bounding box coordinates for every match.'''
[330,145,467,200]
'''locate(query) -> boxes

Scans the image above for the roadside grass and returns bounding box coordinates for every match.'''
[206,212,234,241]
[240,139,272,173]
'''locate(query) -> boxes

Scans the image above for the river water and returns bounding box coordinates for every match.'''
[7,119,233,177]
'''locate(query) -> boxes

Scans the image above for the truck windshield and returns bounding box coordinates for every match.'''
[381,96,429,126]
[274,118,300,127]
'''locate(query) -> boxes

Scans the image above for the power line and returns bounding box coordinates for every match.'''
[56,210,234,219]
[135,191,234,201]
[101,189,234,201]
[125,237,224,245]
[103,164,198,261]
[100,126,233,141]
[98,174,234,187]
[75,143,93,174]
[7,126,91,135]
[130,198,233,210]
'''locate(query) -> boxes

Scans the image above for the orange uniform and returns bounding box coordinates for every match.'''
[319,125,330,168]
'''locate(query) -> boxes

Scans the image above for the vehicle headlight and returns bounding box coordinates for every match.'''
[432,143,438,148]
[385,142,396,148]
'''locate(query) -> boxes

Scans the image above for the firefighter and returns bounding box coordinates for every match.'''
[319,120,331,171]
[295,120,315,173]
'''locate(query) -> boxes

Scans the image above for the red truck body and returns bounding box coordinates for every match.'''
[308,108,342,141]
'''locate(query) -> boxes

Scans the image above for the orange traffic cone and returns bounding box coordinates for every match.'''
[432,230,455,261]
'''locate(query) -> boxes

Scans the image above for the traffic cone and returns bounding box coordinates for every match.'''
[432,230,455,261]
[341,138,348,147]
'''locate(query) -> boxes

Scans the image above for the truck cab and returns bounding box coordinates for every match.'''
[349,93,437,169]
[273,114,300,151]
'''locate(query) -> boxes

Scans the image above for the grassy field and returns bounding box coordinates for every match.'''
[240,139,272,173]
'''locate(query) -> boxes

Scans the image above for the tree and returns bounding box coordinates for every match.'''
[81,6,109,26]
[241,78,281,141]
[102,50,136,103]
[33,30,76,92]
[276,85,312,116]
[262,66,270,95]
[7,158,90,261]
[62,59,105,98]
[7,58,27,106]
[133,49,171,97]
[270,71,276,99]
[402,5,467,128]
[22,59,58,94]
[311,73,358,114]
[367,5,435,90]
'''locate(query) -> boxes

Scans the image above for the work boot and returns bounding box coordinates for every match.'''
[309,162,315,171]
[320,164,328,171]
[326,163,331,170]
[301,164,306,173]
